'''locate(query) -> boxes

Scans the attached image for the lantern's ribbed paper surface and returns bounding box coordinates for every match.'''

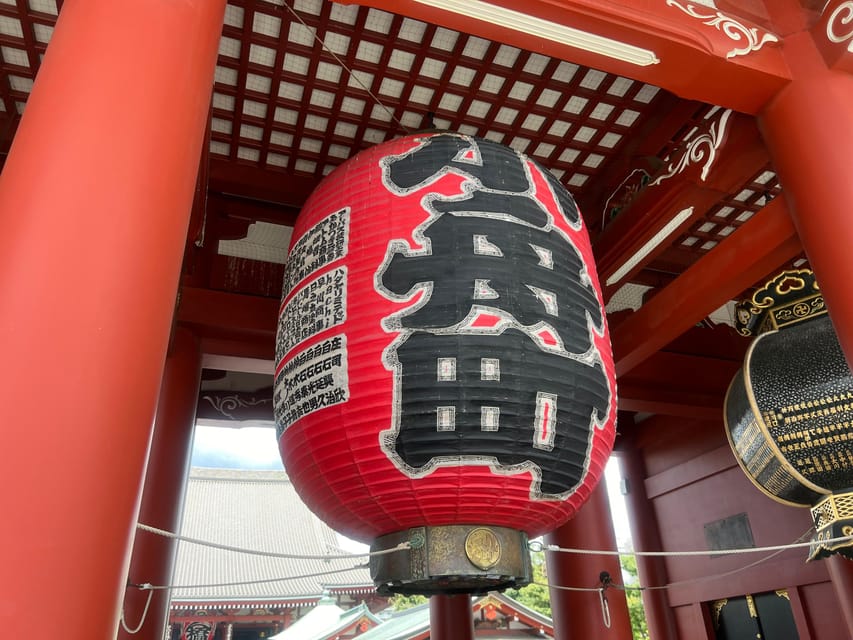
[274,133,616,543]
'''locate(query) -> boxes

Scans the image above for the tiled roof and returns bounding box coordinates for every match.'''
[350,593,555,640]
[269,596,381,640]
[170,468,373,602]
[479,591,554,634]
[355,604,430,640]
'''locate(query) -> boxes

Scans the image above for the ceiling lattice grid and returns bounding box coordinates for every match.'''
[210,0,669,197]
[0,0,802,307]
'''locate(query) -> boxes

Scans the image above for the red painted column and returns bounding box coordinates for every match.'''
[759,30,853,635]
[0,0,225,636]
[119,329,202,640]
[826,556,853,637]
[545,481,633,640]
[430,595,475,640]
[618,446,678,640]
[758,33,853,369]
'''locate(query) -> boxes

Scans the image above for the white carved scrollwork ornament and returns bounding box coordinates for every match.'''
[666,1,780,58]
[827,2,853,53]
[202,393,272,419]
[650,108,732,187]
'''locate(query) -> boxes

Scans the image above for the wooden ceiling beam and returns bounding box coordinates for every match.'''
[616,348,743,419]
[177,286,278,361]
[577,94,703,233]
[625,350,743,389]
[611,196,801,377]
[207,192,300,228]
[594,112,770,296]
[208,159,319,208]
[617,383,722,421]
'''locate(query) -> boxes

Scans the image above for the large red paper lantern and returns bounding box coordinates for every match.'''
[274,132,616,593]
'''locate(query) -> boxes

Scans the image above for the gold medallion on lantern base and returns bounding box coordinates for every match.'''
[369,525,531,595]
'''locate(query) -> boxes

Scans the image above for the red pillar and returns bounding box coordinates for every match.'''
[826,556,853,637]
[430,595,475,640]
[119,329,202,640]
[758,30,853,635]
[618,446,678,640]
[545,481,633,640]
[758,33,853,369]
[0,0,225,636]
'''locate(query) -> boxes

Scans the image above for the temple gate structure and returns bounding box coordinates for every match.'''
[2,0,853,638]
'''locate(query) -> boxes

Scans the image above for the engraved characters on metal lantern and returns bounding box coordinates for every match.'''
[724,270,853,560]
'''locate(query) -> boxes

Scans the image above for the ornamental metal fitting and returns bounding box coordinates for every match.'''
[369,525,532,596]
[734,269,825,337]
[809,491,853,561]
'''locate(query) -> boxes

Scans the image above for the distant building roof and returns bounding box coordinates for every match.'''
[356,604,430,640]
[171,468,373,605]
[474,591,554,636]
[282,592,555,640]
[269,594,381,640]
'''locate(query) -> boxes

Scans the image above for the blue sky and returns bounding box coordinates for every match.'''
[191,424,283,470]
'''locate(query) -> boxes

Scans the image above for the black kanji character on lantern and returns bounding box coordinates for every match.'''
[383,134,579,228]
[378,134,611,497]
[380,212,602,355]
[387,329,609,497]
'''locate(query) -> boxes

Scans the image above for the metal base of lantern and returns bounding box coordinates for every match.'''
[369,525,531,596]
[808,491,853,561]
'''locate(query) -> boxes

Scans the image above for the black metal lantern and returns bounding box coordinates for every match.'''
[724,270,853,560]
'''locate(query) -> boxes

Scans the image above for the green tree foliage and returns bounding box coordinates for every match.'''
[388,550,649,639]
[389,593,428,611]
[503,550,650,640]
[503,551,551,617]
[620,553,650,640]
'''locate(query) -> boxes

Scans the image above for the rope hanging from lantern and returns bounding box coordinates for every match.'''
[128,563,370,592]
[119,565,371,631]
[538,527,821,596]
[133,524,851,596]
[119,588,155,634]
[532,532,853,558]
[598,571,612,628]
[140,521,850,565]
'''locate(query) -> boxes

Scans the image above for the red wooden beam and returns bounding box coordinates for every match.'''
[208,192,300,227]
[812,0,853,74]
[209,158,318,208]
[576,95,703,231]
[594,112,770,292]
[177,286,278,360]
[342,0,791,114]
[611,196,801,376]
[617,350,742,419]
[617,382,723,421]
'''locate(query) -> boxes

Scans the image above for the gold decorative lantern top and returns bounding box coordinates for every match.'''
[734,269,825,337]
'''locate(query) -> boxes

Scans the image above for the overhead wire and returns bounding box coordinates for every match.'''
[280,1,411,133]
[120,565,368,634]
[137,522,851,595]
[537,527,826,594]
[534,532,852,558]
[137,522,409,560]
[129,564,370,592]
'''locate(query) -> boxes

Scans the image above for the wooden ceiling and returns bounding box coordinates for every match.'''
[0,0,821,421]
